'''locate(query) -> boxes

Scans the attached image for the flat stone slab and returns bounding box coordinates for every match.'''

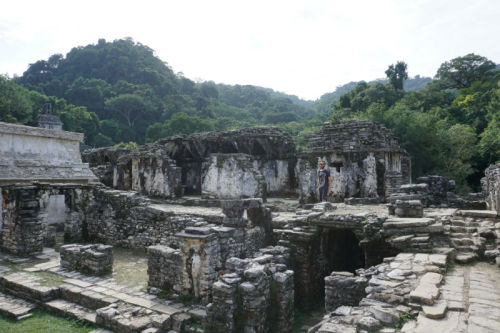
[458,210,497,218]
[422,301,447,319]
[412,311,467,333]
[384,217,435,229]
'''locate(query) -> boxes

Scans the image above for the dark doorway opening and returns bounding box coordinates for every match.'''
[321,229,365,274]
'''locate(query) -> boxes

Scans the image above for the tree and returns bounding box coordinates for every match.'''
[104,94,151,127]
[145,112,214,142]
[435,53,496,89]
[385,61,408,90]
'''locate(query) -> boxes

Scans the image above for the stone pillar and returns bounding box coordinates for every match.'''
[325,271,368,312]
[0,185,44,255]
[206,274,241,332]
[147,226,221,303]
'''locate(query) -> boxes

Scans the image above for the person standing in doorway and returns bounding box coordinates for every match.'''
[317,160,332,202]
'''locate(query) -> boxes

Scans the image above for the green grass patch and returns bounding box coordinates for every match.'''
[30,271,67,287]
[0,309,94,333]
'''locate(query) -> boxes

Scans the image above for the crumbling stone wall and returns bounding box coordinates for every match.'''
[482,163,500,212]
[298,120,411,203]
[84,187,218,248]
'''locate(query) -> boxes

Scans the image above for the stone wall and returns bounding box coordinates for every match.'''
[0,121,96,184]
[483,163,500,212]
[298,120,411,203]
[84,187,217,248]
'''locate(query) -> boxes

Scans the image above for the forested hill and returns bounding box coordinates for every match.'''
[2,38,500,192]
[12,38,318,146]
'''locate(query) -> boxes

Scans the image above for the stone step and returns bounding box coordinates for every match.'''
[384,218,435,229]
[449,226,476,233]
[0,291,36,320]
[455,253,477,264]
[44,298,97,324]
[451,238,474,246]
[0,272,60,303]
[450,233,470,238]
[59,283,117,310]
[450,219,467,226]
[458,210,498,218]
[454,245,479,252]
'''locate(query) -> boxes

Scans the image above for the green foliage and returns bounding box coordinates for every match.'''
[146,112,215,142]
[114,141,139,149]
[435,53,496,89]
[385,61,409,90]
[395,309,417,330]
[14,38,316,146]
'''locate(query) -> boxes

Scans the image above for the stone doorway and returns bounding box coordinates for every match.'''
[321,229,365,274]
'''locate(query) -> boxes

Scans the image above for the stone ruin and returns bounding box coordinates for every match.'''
[60,243,113,275]
[1,119,500,332]
[82,121,413,204]
[299,120,411,203]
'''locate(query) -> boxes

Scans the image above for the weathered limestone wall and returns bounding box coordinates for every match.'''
[201,154,267,199]
[82,146,182,198]
[0,121,96,184]
[298,120,411,203]
[483,163,500,212]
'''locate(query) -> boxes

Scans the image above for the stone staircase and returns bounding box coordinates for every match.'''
[0,269,203,332]
[0,291,36,320]
[446,210,496,264]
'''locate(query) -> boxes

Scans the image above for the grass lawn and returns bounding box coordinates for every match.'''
[0,309,94,333]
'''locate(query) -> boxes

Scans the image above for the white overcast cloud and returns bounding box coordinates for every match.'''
[1,0,499,99]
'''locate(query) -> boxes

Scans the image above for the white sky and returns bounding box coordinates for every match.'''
[1,0,500,100]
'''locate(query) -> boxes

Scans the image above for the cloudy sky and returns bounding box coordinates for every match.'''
[1,0,499,100]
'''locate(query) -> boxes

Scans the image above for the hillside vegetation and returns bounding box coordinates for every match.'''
[1,38,499,191]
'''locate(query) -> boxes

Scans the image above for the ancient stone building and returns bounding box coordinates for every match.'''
[0,121,96,255]
[297,120,411,203]
[83,126,297,199]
